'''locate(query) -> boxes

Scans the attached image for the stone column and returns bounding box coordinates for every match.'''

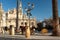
[12,26,15,35]
[52,0,60,36]
[9,25,15,35]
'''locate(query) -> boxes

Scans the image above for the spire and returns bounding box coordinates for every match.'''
[19,0,22,8]
[18,0,23,15]
[0,3,2,10]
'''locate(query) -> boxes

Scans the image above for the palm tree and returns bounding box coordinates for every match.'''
[52,0,60,36]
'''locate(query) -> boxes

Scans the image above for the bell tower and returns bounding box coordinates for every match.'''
[0,3,3,19]
[0,3,3,27]
[0,3,2,10]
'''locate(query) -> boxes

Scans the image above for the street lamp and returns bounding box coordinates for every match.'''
[16,0,19,32]
[25,2,34,27]
[25,2,34,38]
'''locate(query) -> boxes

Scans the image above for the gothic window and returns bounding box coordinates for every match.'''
[25,22,27,25]
[31,22,34,25]
[9,20,11,23]
[21,22,23,25]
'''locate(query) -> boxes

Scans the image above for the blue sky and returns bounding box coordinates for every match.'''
[0,0,60,21]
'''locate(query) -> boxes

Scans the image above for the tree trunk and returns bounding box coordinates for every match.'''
[52,0,60,36]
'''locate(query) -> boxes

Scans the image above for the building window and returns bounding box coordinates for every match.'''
[31,22,34,25]
[21,22,23,25]
[9,20,11,23]
[25,22,27,25]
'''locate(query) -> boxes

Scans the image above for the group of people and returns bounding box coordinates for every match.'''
[20,25,35,35]
[0,25,36,35]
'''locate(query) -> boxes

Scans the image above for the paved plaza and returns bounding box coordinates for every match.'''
[0,34,60,40]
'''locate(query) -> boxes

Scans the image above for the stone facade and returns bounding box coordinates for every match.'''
[6,1,37,29]
[0,3,6,33]
[0,3,6,27]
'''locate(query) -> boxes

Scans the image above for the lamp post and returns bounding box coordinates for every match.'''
[25,2,34,38]
[16,0,19,32]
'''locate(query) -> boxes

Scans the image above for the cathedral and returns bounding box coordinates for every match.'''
[0,0,37,31]
[5,1,37,29]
